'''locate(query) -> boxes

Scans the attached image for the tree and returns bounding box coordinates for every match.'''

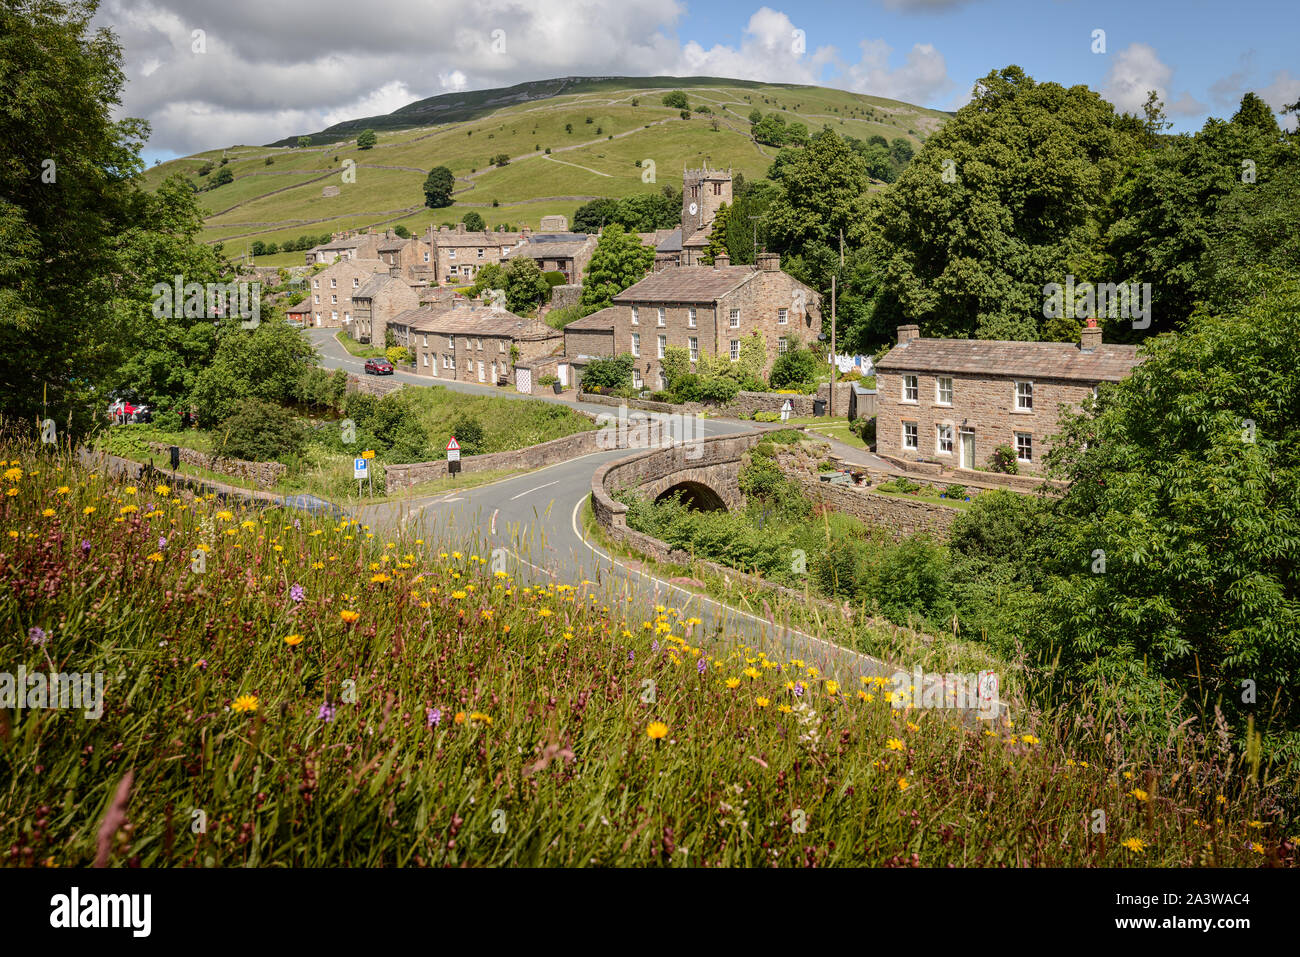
[572,198,618,232]
[612,192,678,231]
[579,224,654,308]
[423,166,455,208]
[661,346,691,389]
[578,354,633,392]
[356,129,377,150]
[393,224,411,238]
[460,210,486,231]
[766,128,869,275]
[868,66,1145,342]
[190,320,315,428]
[492,153,510,167]
[748,109,762,125]
[503,256,549,314]
[662,91,689,110]
[701,202,731,264]
[297,136,312,148]
[215,398,307,463]
[1036,273,1300,756]
[211,167,233,187]
[768,342,820,389]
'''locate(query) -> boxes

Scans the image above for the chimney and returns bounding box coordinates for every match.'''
[897,324,920,345]
[1080,316,1102,353]
[756,252,780,272]
[440,225,449,233]
[522,226,531,239]
[714,253,730,268]
[389,266,400,278]
[455,223,465,234]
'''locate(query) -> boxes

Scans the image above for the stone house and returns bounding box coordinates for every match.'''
[303,258,388,329]
[424,224,528,284]
[377,233,436,283]
[501,233,598,284]
[351,272,421,345]
[304,230,385,266]
[570,252,820,391]
[874,322,1143,476]
[390,300,561,383]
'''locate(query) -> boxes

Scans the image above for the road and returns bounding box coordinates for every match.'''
[310,327,897,681]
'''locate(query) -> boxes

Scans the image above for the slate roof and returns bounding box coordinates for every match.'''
[285,297,312,313]
[876,338,1143,383]
[430,230,524,247]
[377,238,408,252]
[503,238,591,261]
[654,228,682,253]
[390,306,560,341]
[613,265,757,304]
[353,275,407,300]
[561,306,619,332]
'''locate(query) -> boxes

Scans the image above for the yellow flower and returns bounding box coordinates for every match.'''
[6,531,17,539]
[340,610,360,624]
[1130,788,1149,802]
[1216,795,1227,805]
[743,667,761,680]
[41,508,55,517]
[777,704,792,714]
[470,712,493,725]
[146,552,163,562]
[231,694,258,714]
[537,607,553,617]
[898,778,910,791]
[1121,838,1146,853]
[120,504,138,515]
[756,697,770,708]
[3,467,22,482]
[1021,734,1039,745]
[82,506,95,515]
[454,711,466,725]
[906,721,920,732]
[123,486,137,495]
[451,590,466,600]
[284,634,303,646]
[154,485,170,496]
[725,678,741,689]
[1247,819,1265,829]
[216,511,234,521]
[646,721,669,740]
[825,680,839,696]
[370,573,390,583]
[886,738,906,751]
[1251,842,1264,854]
[56,486,70,495]
[5,488,17,497]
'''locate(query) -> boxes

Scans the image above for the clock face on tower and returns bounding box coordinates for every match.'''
[688,202,698,216]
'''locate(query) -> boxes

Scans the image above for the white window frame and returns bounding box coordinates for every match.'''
[777,308,788,325]
[778,337,789,354]
[331,295,337,304]
[353,278,359,288]
[657,335,666,359]
[447,335,454,349]
[631,333,640,357]
[689,337,698,362]
[313,279,320,289]
[936,423,953,455]
[936,376,953,406]
[1015,431,1033,462]
[631,306,639,325]
[657,307,665,327]
[902,422,918,451]
[729,339,740,361]
[1015,380,1034,411]
[902,374,918,403]
[448,249,457,259]
[330,278,337,288]
[688,307,697,328]
[729,308,740,329]
[477,248,484,259]
[632,370,643,389]
[331,311,338,322]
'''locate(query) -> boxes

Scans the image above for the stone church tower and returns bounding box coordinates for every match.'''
[680,165,732,265]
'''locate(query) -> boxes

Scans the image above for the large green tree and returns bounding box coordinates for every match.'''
[423,166,455,208]
[579,224,653,308]
[190,320,315,427]
[866,66,1144,342]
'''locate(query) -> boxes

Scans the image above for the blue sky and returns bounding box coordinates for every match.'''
[99,0,1296,162]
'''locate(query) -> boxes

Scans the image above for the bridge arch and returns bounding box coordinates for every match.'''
[654,480,729,512]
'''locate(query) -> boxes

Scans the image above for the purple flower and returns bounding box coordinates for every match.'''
[318,703,336,723]
[427,707,441,727]
[293,519,301,531]
[80,539,91,557]
[158,535,168,550]
[627,650,634,662]
[651,640,659,653]
[197,659,208,670]
[28,626,47,646]
[794,681,805,697]
[697,658,707,675]
[290,583,305,603]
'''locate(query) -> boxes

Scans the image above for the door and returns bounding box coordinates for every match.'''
[477,361,485,383]
[960,430,975,469]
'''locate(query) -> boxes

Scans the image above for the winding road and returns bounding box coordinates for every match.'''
[309,328,897,682]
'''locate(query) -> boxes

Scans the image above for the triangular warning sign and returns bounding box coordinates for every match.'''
[446,436,460,451]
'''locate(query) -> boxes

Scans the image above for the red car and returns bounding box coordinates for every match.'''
[364,358,394,375]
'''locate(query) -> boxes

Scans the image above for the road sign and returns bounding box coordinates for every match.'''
[780,399,793,422]
[362,449,375,460]
[446,436,460,463]
[353,457,368,479]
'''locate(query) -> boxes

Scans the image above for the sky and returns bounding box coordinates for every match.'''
[92,0,1299,164]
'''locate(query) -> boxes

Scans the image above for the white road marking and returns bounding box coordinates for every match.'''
[508,480,559,501]
[490,508,498,534]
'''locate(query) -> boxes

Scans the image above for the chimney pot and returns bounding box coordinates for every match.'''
[714,253,730,268]
[897,324,920,345]
[1080,317,1103,352]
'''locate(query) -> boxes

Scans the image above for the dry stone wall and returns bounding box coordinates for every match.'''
[145,443,286,490]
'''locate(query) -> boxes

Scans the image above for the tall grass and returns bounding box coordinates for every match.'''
[0,440,1293,866]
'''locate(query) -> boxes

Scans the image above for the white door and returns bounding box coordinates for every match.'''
[477,361,485,383]
[558,364,568,387]
[960,430,975,470]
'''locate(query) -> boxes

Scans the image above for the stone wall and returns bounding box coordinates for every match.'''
[873,452,1065,494]
[346,374,404,397]
[579,382,853,420]
[146,443,286,490]
[548,284,583,312]
[384,427,601,491]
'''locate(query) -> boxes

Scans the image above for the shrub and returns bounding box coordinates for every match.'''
[988,444,1020,475]
[661,91,688,110]
[768,345,821,390]
[215,399,307,463]
[152,410,182,432]
[942,484,968,500]
[754,411,782,423]
[579,354,634,392]
[541,270,567,288]
[856,416,876,445]
[445,416,485,456]
[537,374,559,387]
[695,375,739,404]
[385,346,410,366]
[818,460,839,471]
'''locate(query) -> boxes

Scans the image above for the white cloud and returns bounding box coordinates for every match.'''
[1257,69,1300,130]
[843,38,952,104]
[1102,42,1204,117]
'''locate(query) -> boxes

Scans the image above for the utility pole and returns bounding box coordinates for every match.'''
[830,274,836,418]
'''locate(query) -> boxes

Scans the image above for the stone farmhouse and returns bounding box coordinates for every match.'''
[304,230,386,266]
[351,272,420,346]
[388,299,561,384]
[501,232,598,285]
[288,258,389,328]
[564,251,820,391]
[423,224,529,284]
[874,321,1142,476]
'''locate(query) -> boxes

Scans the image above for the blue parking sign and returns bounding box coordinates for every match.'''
[353,457,368,479]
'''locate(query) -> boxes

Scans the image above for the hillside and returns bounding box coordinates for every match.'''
[140,76,950,267]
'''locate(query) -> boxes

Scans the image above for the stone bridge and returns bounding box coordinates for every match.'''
[591,429,765,529]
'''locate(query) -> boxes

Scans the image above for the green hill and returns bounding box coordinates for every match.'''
[141,76,950,267]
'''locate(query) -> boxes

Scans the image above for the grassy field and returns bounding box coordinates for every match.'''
[138,78,951,265]
[1,443,1291,867]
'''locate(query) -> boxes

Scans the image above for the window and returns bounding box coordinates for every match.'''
[936,376,953,405]
[447,336,454,348]
[331,311,338,322]
[903,422,918,450]
[344,312,350,322]
[477,248,484,259]
[689,337,698,361]
[330,278,337,288]
[1015,432,1033,462]
[448,249,456,259]
[424,251,430,263]
[313,279,319,289]
[688,307,697,327]
[461,266,471,276]
[778,308,788,325]
[631,306,639,325]
[498,340,505,353]
[422,334,428,347]
[352,278,359,288]
[778,337,788,354]
[500,247,509,256]
[936,423,953,454]
[729,309,740,328]
[476,338,483,351]
[633,370,643,389]
[313,295,320,304]
[443,355,453,369]
[422,354,429,366]
[1015,380,1034,411]
[729,339,740,361]
[631,333,640,357]
[657,335,666,359]
[657,307,665,326]
[331,295,337,304]
[903,374,918,402]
